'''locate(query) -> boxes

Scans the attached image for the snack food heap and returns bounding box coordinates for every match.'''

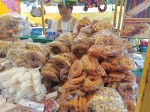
[0,16,138,112]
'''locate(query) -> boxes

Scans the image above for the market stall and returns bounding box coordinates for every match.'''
[0,0,149,111]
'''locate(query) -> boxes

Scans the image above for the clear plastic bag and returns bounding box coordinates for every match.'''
[91,21,114,33]
[0,13,30,40]
[57,90,89,112]
[77,17,91,32]
[116,82,139,99]
[88,44,123,59]
[87,87,126,112]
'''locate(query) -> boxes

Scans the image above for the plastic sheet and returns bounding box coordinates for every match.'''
[87,87,126,112]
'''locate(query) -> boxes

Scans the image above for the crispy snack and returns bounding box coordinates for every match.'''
[87,87,125,112]
[82,75,103,92]
[49,41,69,54]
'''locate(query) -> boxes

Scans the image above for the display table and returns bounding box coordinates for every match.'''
[19,36,53,43]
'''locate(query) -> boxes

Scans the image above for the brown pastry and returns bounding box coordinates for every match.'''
[72,43,89,59]
[24,50,46,68]
[101,62,122,71]
[49,41,69,54]
[50,55,71,71]
[119,57,136,70]
[82,75,103,92]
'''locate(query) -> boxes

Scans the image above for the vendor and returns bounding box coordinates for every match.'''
[51,3,78,33]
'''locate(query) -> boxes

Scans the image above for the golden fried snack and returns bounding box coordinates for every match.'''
[73,94,79,111]
[87,92,94,102]
[56,34,75,51]
[72,43,89,59]
[122,71,136,82]
[122,39,133,49]
[50,55,71,71]
[69,60,83,78]
[88,45,122,58]
[117,82,138,98]
[69,72,87,84]
[79,97,88,112]
[62,80,81,90]
[74,37,94,48]
[48,41,69,54]
[78,27,92,37]
[107,82,118,89]
[124,99,136,112]
[119,57,136,70]
[107,57,120,66]
[103,77,121,83]
[0,40,11,58]
[59,53,76,64]
[69,90,85,97]
[101,62,122,71]
[108,72,125,79]
[25,43,50,57]
[41,63,59,82]
[77,17,91,32]
[89,56,106,76]
[92,22,113,33]
[82,75,103,92]
[80,55,95,72]
[24,50,46,68]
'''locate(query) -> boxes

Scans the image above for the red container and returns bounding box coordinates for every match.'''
[140,40,148,47]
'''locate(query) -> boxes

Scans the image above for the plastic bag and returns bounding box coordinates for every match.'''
[87,87,126,112]
[77,17,91,32]
[91,21,114,33]
[116,82,139,99]
[0,40,12,58]
[57,90,89,112]
[0,13,30,40]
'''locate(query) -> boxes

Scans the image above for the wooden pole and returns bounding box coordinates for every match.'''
[40,1,46,36]
[136,37,150,112]
[113,0,118,28]
[117,0,124,34]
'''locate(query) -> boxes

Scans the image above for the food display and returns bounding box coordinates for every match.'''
[0,17,138,112]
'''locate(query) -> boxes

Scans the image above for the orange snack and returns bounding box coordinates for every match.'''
[69,60,83,78]
[82,76,103,91]
[69,72,87,84]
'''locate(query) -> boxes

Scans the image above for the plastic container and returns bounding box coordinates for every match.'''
[140,46,147,53]
[46,29,53,39]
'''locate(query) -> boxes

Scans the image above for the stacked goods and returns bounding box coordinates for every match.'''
[0,13,30,41]
[0,17,138,112]
[0,68,47,103]
[0,40,49,69]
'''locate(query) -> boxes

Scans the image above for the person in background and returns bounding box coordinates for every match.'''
[51,3,78,33]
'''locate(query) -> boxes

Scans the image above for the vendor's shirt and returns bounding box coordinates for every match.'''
[51,17,78,33]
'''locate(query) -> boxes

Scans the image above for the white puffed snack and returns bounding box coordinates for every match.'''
[34,85,43,95]
[19,70,32,83]
[2,80,12,88]
[20,79,32,90]
[11,67,26,84]
[31,69,42,80]
[9,84,19,93]
[16,87,33,100]
[87,87,125,112]
[0,68,18,84]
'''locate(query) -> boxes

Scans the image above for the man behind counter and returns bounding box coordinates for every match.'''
[51,3,78,33]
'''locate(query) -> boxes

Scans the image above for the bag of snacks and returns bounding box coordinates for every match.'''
[0,13,30,41]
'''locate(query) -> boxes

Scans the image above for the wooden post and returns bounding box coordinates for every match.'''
[117,0,124,34]
[136,37,150,112]
[40,1,46,36]
[113,0,118,28]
